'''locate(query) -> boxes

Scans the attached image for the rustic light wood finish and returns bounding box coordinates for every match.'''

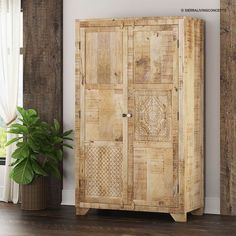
[75,17,204,222]
[170,213,187,223]
[22,0,63,208]
[76,207,89,216]
[220,0,236,215]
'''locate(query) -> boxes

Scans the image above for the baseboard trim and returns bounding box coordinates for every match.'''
[204,197,220,214]
[61,189,75,205]
[62,190,220,214]
[0,186,4,201]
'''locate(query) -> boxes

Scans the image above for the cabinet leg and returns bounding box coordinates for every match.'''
[76,207,90,216]
[170,213,187,222]
[191,207,204,216]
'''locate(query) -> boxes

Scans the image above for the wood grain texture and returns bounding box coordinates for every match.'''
[131,24,179,210]
[22,0,63,208]
[75,17,204,222]
[1,203,236,236]
[183,18,205,213]
[170,213,187,222]
[220,0,236,215]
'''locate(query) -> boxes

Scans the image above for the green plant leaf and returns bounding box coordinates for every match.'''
[40,121,49,129]
[16,142,24,148]
[12,144,30,159]
[10,158,34,184]
[17,107,26,118]
[31,159,48,176]
[46,154,58,164]
[56,149,63,161]
[29,116,40,125]
[27,138,40,152]
[63,143,73,149]
[8,107,73,182]
[7,129,24,135]
[18,118,24,123]
[63,130,73,137]
[9,158,25,167]
[27,109,37,117]
[44,161,60,179]
[31,154,37,160]
[63,137,73,141]
[5,137,22,147]
[17,107,31,124]
[53,119,60,132]
[8,124,28,134]
[53,137,63,144]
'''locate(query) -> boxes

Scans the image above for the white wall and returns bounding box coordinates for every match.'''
[63,0,220,214]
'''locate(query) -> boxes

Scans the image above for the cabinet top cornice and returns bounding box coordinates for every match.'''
[76,16,204,28]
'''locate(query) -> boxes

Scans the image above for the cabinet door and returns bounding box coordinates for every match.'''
[78,27,128,205]
[127,25,179,208]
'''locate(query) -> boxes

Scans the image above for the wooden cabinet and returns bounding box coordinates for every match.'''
[75,17,204,222]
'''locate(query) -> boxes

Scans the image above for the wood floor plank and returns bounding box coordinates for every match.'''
[0,203,235,236]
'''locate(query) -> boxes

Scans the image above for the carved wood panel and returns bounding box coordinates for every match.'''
[79,27,127,205]
[129,25,179,208]
[134,90,172,142]
[85,144,123,199]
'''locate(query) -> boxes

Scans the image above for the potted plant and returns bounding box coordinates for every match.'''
[6,107,73,210]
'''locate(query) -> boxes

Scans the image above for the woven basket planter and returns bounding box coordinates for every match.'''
[21,176,47,210]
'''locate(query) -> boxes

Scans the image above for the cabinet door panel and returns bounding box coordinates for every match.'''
[134,28,176,84]
[79,27,128,205]
[128,25,179,208]
[84,143,123,202]
[133,148,176,207]
[86,31,123,84]
[85,89,123,142]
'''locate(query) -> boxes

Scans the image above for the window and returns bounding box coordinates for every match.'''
[0,120,6,158]
[0,10,23,162]
[0,116,6,165]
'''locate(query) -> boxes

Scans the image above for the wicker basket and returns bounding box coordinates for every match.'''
[21,176,47,210]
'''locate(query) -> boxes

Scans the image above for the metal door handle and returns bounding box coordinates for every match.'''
[122,113,132,118]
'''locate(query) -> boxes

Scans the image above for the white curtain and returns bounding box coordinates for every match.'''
[0,0,21,203]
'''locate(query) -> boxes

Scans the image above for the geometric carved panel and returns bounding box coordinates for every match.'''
[135,90,172,142]
[85,145,123,198]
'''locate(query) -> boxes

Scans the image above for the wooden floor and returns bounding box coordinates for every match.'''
[0,203,236,236]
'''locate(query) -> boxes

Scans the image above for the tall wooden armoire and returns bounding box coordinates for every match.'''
[75,17,204,222]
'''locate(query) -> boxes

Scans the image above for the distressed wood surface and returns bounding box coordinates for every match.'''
[22,0,63,208]
[220,0,236,215]
[1,203,236,236]
[75,17,204,222]
[130,24,179,209]
[76,26,128,207]
[78,16,199,28]
[183,18,205,213]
